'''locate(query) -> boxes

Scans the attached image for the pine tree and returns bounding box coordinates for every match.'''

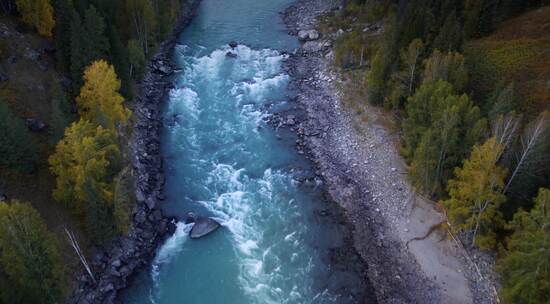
[69,10,86,91]
[76,60,131,129]
[443,137,507,249]
[126,0,157,56]
[433,9,463,52]
[128,39,145,79]
[107,26,132,97]
[498,188,550,304]
[0,103,38,172]
[49,81,74,144]
[0,201,66,303]
[52,0,75,70]
[15,0,55,37]
[69,6,110,92]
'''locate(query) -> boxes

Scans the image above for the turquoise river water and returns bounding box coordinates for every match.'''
[123,0,372,303]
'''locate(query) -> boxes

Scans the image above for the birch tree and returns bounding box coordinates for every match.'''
[504,111,550,194]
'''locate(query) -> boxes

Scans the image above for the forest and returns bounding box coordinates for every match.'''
[0,0,549,303]
[327,0,549,302]
[0,0,183,303]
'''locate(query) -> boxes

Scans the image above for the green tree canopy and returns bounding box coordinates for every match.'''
[0,103,38,172]
[0,201,66,303]
[498,188,550,304]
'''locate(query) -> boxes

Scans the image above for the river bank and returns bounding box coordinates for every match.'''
[67,1,201,303]
[282,0,498,303]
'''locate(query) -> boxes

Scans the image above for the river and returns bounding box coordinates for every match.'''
[122,0,371,303]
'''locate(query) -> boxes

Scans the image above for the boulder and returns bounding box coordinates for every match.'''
[25,118,46,132]
[184,212,196,224]
[189,216,221,239]
[298,29,320,41]
[0,73,8,83]
[229,41,238,48]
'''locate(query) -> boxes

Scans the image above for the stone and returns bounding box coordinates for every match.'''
[228,41,238,48]
[38,62,49,72]
[302,41,324,53]
[185,212,196,224]
[25,118,46,132]
[23,47,41,61]
[225,52,238,58]
[298,29,320,41]
[189,216,221,239]
[7,55,17,64]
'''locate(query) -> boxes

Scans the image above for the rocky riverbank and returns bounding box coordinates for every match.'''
[282,0,498,303]
[67,1,201,303]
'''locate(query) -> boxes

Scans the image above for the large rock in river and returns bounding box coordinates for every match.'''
[189,216,221,239]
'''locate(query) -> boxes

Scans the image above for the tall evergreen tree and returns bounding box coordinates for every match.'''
[52,0,75,71]
[0,103,38,172]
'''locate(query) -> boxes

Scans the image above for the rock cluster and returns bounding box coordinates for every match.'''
[67,1,201,303]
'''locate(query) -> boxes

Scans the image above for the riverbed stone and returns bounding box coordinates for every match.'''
[298,29,320,41]
[189,217,221,239]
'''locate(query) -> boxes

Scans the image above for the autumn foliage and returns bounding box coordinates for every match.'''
[49,60,131,244]
[76,60,131,130]
[15,0,55,38]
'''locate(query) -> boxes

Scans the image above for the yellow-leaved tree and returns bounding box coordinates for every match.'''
[49,120,121,243]
[442,137,507,250]
[77,60,131,130]
[15,0,55,38]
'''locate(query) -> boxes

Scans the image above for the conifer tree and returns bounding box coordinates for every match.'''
[0,201,66,303]
[0,103,38,172]
[433,10,463,52]
[49,81,74,144]
[498,188,550,304]
[52,0,75,71]
[69,6,110,92]
[443,137,507,249]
